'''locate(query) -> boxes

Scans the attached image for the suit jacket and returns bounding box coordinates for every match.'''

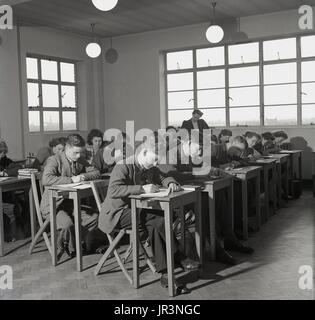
[98,159,177,235]
[40,152,100,216]
[181,119,209,132]
[0,156,22,176]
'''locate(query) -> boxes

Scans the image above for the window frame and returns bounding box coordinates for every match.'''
[26,54,79,133]
[164,32,315,128]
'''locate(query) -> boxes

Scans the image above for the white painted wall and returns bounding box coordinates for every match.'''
[101,9,315,179]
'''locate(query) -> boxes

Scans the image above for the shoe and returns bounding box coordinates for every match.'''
[160,274,191,295]
[179,257,200,272]
[224,239,254,255]
[216,248,238,265]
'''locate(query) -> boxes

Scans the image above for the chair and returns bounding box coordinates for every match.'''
[90,181,156,284]
[29,173,51,255]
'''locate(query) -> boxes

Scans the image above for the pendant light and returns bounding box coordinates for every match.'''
[206,1,224,44]
[86,23,102,58]
[92,0,118,11]
[105,38,119,64]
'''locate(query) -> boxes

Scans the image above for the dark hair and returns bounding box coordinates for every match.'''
[58,137,67,146]
[219,129,232,137]
[87,129,103,146]
[0,139,8,154]
[211,134,218,144]
[273,131,288,140]
[166,126,177,132]
[48,138,63,149]
[233,135,248,149]
[244,131,261,140]
[262,132,275,141]
[66,134,85,148]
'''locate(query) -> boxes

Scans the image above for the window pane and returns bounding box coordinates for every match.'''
[167,73,193,91]
[263,38,296,61]
[43,111,59,131]
[168,109,193,127]
[27,83,39,107]
[198,89,225,108]
[264,63,297,85]
[61,85,76,108]
[197,70,225,89]
[229,66,259,87]
[62,112,77,130]
[264,106,297,126]
[229,86,260,106]
[60,62,75,82]
[201,108,226,127]
[302,83,315,103]
[302,105,315,125]
[264,84,297,105]
[168,91,194,109]
[302,61,315,82]
[301,35,315,58]
[42,84,59,108]
[28,111,40,132]
[230,107,260,126]
[41,59,58,81]
[196,47,225,67]
[167,51,193,71]
[26,58,38,79]
[228,42,259,64]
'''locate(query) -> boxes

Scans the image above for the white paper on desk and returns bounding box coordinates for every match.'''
[0,177,10,182]
[139,189,171,198]
[55,182,91,189]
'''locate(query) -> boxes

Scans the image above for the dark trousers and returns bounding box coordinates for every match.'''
[117,208,184,274]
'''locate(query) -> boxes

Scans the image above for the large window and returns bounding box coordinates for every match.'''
[26,55,78,132]
[165,34,315,127]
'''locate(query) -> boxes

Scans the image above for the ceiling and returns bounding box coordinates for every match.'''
[11,0,315,38]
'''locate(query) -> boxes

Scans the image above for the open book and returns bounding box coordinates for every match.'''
[138,186,195,198]
[55,182,91,190]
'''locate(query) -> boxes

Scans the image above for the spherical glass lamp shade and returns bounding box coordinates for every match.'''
[86,42,102,58]
[206,25,224,44]
[92,0,118,11]
[105,48,119,64]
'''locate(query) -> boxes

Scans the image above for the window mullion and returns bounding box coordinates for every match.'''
[193,49,198,110]
[37,58,44,133]
[259,41,264,126]
[297,36,302,126]
[225,45,230,127]
[57,61,63,131]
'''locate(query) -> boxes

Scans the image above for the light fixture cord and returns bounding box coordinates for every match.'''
[211,1,217,24]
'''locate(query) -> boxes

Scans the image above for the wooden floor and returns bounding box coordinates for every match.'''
[0,190,314,300]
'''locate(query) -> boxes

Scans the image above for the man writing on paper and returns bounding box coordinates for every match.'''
[40,134,100,259]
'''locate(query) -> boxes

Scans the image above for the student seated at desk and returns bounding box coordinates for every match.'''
[40,134,101,259]
[218,129,232,145]
[97,142,200,295]
[33,137,66,171]
[85,129,104,164]
[161,138,254,266]
[244,132,262,160]
[254,132,281,155]
[272,130,292,150]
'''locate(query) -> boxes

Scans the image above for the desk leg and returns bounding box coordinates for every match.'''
[277,164,283,208]
[264,168,269,221]
[241,180,248,240]
[284,161,289,200]
[298,154,302,180]
[272,166,277,215]
[208,187,216,261]
[228,182,234,232]
[194,189,203,268]
[163,203,175,297]
[179,205,185,253]
[131,199,140,289]
[73,193,82,272]
[255,175,261,231]
[28,187,36,240]
[49,191,57,266]
[0,189,4,257]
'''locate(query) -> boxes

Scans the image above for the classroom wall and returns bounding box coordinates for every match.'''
[0,26,105,160]
[101,8,315,179]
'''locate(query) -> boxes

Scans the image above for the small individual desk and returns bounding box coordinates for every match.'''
[48,180,109,272]
[279,150,303,180]
[130,187,202,297]
[0,176,35,256]
[267,154,290,207]
[250,159,277,220]
[184,176,234,261]
[228,166,261,240]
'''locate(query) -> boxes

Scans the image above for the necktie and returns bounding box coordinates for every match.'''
[71,161,77,176]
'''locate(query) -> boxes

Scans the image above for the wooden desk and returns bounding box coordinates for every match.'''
[0,177,35,256]
[228,166,261,240]
[48,180,109,272]
[250,159,277,220]
[279,150,303,180]
[267,154,290,207]
[312,152,315,197]
[130,187,202,297]
[184,176,233,261]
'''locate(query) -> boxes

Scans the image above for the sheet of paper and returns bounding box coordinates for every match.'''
[139,189,171,198]
[55,182,91,189]
[0,177,11,182]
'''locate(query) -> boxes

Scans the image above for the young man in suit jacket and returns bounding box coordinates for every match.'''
[40,134,101,259]
[181,109,209,142]
[98,142,200,294]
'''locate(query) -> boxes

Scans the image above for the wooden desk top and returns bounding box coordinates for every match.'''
[279,150,303,155]
[47,180,109,193]
[0,176,30,186]
[250,158,277,166]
